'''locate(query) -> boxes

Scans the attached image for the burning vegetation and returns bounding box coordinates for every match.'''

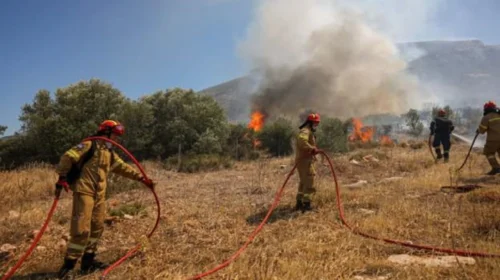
[348,118,394,146]
[246,111,265,148]
[248,111,265,132]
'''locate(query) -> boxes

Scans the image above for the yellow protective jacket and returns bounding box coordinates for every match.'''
[478,112,500,142]
[56,140,143,196]
[295,127,317,163]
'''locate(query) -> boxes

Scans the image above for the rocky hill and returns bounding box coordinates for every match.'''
[199,40,500,122]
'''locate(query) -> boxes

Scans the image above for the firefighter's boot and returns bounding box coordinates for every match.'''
[294,199,303,211]
[444,152,449,163]
[57,258,77,279]
[486,168,500,176]
[302,202,313,213]
[80,252,108,274]
[435,148,443,161]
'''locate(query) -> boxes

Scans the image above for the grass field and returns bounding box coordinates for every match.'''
[1,142,500,280]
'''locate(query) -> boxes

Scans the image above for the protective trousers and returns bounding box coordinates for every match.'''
[296,160,316,203]
[66,192,105,260]
[433,135,451,159]
[483,141,500,169]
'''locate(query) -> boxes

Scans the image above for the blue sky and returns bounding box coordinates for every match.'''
[1,0,499,136]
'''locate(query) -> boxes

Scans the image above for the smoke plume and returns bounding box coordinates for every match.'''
[238,0,440,121]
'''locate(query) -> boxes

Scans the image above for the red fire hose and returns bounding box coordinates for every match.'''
[187,166,297,280]
[2,136,160,280]
[319,150,500,257]
[81,137,161,279]
[188,150,500,279]
[1,191,62,280]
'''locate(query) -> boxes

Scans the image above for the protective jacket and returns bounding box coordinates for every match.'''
[478,111,500,142]
[56,140,143,196]
[430,117,454,137]
[295,127,316,162]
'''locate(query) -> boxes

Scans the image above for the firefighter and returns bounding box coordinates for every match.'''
[295,113,321,212]
[430,109,454,162]
[56,120,155,278]
[477,101,500,175]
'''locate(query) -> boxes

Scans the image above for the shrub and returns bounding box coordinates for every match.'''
[316,117,348,153]
[258,118,294,157]
[225,123,259,161]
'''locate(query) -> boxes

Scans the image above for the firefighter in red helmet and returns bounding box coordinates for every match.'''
[56,120,156,278]
[477,101,500,175]
[294,113,321,212]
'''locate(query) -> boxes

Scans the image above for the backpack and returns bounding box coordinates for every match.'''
[66,140,97,184]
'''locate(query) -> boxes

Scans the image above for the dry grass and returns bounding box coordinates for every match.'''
[1,144,500,279]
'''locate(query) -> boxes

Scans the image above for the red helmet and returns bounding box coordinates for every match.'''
[307,113,321,123]
[98,120,125,136]
[484,101,496,110]
[438,109,446,117]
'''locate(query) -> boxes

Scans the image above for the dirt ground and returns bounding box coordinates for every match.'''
[1,142,500,280]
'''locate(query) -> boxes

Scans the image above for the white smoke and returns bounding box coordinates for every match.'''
[237,0,446,120]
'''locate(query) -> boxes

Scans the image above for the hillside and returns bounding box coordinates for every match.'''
[2,143,500,279]
[198,76,256,124]
[199,40,500,122]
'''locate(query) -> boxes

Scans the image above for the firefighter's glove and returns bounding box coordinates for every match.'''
[55,176,69,195]
[140,177,155,189]
[311,147,321,155]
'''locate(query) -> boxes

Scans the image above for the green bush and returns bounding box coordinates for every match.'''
[1,80,232,168]
[225,123,259,161]
[144,88,229,159]
[403,109,424,137]
[0,135,40,169]
[258,118,294,157]
[316,117,348,153]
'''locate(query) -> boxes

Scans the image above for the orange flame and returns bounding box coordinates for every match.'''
[349,118,374,143]
[380,135,393,146]
[248,111,265,132]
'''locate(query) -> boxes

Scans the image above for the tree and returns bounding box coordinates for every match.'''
[258,118,294,157]
[2,81,233,169]
[17,79,128,163]
[0,125,6,136]
[18,89,59,162]
[118,98,155,159]
[53,79,127,143]
[144,88,229,159]
[403,109,423,137]
[192,129,223,155]
[225,123,255,160]
[316,117,348,153]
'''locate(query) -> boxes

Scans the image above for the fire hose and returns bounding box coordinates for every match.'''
[429,132,480,173]
[428,134,436,161]
[188,150,500,279]
[1,190,62,280]
[4,144,498,279]
[2,136,160,280]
